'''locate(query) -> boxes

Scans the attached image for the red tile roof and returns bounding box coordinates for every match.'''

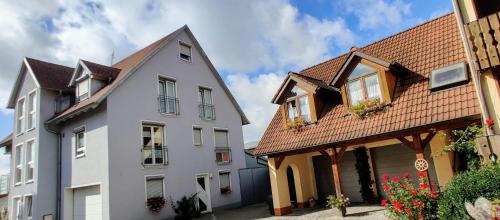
[254,13,481,156]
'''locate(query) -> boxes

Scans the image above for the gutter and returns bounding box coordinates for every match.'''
[44,122,62,220]
[452,0,496,136]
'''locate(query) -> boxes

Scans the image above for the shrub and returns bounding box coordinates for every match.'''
[170,194,201,220]
[381,172,439,219]
[354,147,377,203]
[438,164,500,220]
[443,125,482,171]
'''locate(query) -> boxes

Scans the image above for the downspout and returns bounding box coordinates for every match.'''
[452,0,496,136]
[45,121,62,220]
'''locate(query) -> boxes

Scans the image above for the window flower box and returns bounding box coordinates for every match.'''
[285,117,307,130]
[349,99,390,119]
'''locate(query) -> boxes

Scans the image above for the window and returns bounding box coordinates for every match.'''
[285,86,311,122]
[346,63,381,105]
[25,140,35,182]
[55,95,72,113]
[218,171,231,194]
[214,130,230,164]
[15,144,22,185]
[142,124,166,165]
[158,78,178,114]
[17,98,25,134]
[179,42,192,62]
[24,195,32,218]
[430,63,468,91]
[146,176,164,199]
[193,127,202,146]
[75,128,86,158]
[27,91,36,130]
[14,197,22,220]
[199,88,215,120]
[77,79,89,101]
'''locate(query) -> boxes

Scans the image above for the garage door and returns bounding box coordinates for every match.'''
[371,144,438,200]
[312,152,362,203]
[73,185,102,220]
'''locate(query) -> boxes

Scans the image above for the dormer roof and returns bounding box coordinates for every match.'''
[68,60,121,86]
[271,72,336,104]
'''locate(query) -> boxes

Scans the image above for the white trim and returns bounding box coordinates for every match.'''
[16,96,26,136]
[192,125,203,147]
[23,58,41,88]
[26,89,37,132]
[140,121,167,166]
[74,125,86,158]
[14,143,23,186]
[24,138,36,183]
[157,74,179,116]
[23,194,33,219]
[12,196,23,220]
[195,173,212,213]
[178,40,193,63]
[66,182,101,189]
[217,169,232,194]
[144,175,166,201]
[213,128,231,164]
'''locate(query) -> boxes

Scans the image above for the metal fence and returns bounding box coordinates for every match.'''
[239,167,271,206]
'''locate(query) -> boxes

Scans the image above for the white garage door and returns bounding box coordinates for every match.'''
[73,185,102,220]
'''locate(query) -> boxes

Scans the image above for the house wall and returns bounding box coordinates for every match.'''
[106,30,245,219]
[59,103,110,220]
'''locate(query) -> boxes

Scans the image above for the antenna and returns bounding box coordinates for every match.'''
[110,50,115,65]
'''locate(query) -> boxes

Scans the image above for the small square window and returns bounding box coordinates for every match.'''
[193,127,202,146]
[179,42,192,62]
[430,62,468,91]
[219,171,231,194]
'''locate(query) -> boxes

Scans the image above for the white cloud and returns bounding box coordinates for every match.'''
[340,0,412,30]
[227,72,286,142]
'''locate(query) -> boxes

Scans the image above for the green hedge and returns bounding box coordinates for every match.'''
[438,164,500,219]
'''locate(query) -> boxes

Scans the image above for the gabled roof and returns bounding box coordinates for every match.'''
[7,58,74,108]
[254,13,481,156]
[271,72,336,104]
[68,60,121,86]
[47,25,249,125]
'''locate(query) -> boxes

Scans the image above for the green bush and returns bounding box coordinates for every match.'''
[438,163,500,219]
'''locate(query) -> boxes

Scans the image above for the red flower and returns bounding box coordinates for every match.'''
[418,171,425,177]
[420,183,428,189]
[418,213,423,219]
[403,172,409,178]
[486,119,495,127]
[403,182,408,188]
[392,200,398,205]
[430,191,437,198]
[405,207,412,215]
[393,177,399,183]
[395,203,403,212]
[384,184,390,191]
[383,174,390,181]
[390,191,395,196]
[381,200,387,206]
[409,189,418,195]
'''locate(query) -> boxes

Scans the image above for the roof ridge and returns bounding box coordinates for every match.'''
[299,12,454,74]
[25,57,74,70]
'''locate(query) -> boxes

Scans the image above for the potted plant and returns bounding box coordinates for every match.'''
[146,197,166,213]
[327,195,350,217]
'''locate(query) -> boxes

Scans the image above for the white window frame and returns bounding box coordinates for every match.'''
[198,86,215,120]
[429,62,468,91]
[178,40,192,62]
[158,75,179,115]
[192,126,203,147]
[24,194,33,219]
[74,126,86,158]
[27,89,37,131]
[346,72,383,106]
[214,128,231,164]
[218,170,232,194]
[77,78,90,102]
[16,96,26,135]
[144,175,165,201]
[25,139,35,184]
[141,122,167,166]
[12,196,22,220]
[14,144,23,186]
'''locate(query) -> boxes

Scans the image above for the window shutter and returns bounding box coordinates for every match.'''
[214,130,228,148]
[146,178,164,199]
[193,128,202,146]
[219,172,230,189]
[180,44,191,56]
[78,80,89,96]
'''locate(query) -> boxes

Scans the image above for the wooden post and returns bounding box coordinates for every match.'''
[412,134,432,186]
[330,147,343,197]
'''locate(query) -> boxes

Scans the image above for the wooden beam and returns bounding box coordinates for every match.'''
[330,149,343,197]
[412,134,432,187]
[421,131,437,148]
[274,156,285,170]
[336,146,348,162]
[319,150,329,156]
[397,137,414,150]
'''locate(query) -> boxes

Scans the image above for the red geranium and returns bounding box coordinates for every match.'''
[381,200,387,206]
[384,184,390,191]
[392,200,398,205]
[403,182,408,188]
[392,177,399,183]
[418,213,423,219]
[418,171,425,177]
[395,203,403,212]
[405,207,412,215]
[486,119,495,127]
[383,174,390,180]
[403,172,409,178]
[420,183,428,189]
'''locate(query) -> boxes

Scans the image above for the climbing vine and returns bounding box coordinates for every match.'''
[443,125,482,171]
[354,147,377,203]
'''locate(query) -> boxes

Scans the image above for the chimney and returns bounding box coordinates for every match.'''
[350,46,358,52]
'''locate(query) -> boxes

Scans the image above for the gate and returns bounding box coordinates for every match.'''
[239,167,271,206]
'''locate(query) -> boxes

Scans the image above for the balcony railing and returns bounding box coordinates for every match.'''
[158,96,180,115]
[199,104,216,120]
[464,12,500,71]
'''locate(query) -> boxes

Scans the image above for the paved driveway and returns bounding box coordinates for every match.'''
[200,203,386,220]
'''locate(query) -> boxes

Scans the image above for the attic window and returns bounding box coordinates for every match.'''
[286,86,311,122]
[347,63,381,105]
[179,42,192,62]
[430,63,467,91]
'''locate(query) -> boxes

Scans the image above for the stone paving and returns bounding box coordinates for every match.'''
[200,203,386,220]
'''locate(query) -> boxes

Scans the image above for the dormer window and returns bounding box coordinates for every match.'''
[179,42,192,62]
[347,63,381,105]
[286,86,311,122]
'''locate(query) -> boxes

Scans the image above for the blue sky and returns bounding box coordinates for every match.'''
[0,0,453,174]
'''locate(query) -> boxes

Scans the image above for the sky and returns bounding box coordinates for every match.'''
[0,0,453,175]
